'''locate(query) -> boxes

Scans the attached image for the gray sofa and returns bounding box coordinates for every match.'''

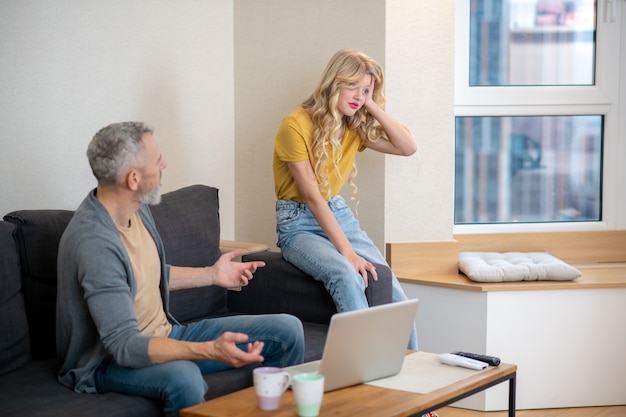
[0,184,392,417]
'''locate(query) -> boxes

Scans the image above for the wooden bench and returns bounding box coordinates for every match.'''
[386,231,626,411]
[387,231,626,291]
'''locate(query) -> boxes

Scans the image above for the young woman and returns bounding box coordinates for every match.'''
[273,49,418,350]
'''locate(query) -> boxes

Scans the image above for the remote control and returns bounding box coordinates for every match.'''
[452,351,501,367]
[438,353,488,370]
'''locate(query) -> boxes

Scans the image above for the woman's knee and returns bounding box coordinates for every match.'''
[330,272,366,294]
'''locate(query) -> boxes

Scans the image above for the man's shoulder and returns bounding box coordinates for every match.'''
[70,192,106,224]
[61,192,115,246]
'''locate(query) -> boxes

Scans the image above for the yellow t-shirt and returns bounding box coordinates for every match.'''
[117,212,172,338]
[273,106,364,202]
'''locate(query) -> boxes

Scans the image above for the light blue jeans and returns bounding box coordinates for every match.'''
[276,196,418,350]
[95,314,304,417]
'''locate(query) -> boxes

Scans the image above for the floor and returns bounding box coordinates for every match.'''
[437,405,626,417]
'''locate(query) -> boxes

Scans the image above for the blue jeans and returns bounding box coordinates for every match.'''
[95,314,304,417]
[276,196,418,350]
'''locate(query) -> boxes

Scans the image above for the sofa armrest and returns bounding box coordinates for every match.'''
[227,251,392,325]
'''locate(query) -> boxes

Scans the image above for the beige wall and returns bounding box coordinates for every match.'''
[233,0,387,248]
[234,0,455,249]
[0,0,454,248]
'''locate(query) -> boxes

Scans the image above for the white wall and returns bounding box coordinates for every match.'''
[0,0,237,237]
[385,0,455,242]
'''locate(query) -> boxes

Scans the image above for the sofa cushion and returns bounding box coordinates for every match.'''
[2,185,224,359]
[3,210,74,360]
[150,184,227,321]
[0,221,30,374]
[0,359,163,417]
[233,251,337,324]
[234,251,393,324]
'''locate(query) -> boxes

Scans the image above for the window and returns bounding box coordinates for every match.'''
[454,0,623,231]
[470,0,597,86]
[455,114,603,224]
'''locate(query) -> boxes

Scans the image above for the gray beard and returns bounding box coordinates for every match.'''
[138,186,162,205]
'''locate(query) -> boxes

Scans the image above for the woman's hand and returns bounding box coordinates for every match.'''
[361,76,417,156]
[362,75,377,112]
[344,250,378,288]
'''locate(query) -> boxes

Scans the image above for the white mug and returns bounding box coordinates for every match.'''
[252,367,292,410]
[292,373,325,417]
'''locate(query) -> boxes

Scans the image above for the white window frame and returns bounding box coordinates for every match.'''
[453,0,625,234]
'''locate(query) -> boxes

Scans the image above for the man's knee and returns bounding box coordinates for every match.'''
[161,361,207,408]
[266,314,305,366]
[282,314,304,342]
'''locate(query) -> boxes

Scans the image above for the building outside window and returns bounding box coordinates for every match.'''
[454,0,623,230]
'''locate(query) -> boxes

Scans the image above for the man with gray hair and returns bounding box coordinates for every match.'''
[56,122,304,417]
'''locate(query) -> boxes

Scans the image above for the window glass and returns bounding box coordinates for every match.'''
[470,0,597,86]
[455,115,603,224]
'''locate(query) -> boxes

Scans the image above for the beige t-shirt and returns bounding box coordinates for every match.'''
[117,212,172,338]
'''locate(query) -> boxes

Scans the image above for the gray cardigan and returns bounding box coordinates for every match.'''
[56,190,175,393]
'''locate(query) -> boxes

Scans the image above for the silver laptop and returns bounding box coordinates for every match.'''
[283,298,419,392]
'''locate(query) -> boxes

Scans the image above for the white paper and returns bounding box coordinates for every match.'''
[366,351,486,394]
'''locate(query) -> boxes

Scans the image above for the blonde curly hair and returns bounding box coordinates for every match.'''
[302,49,388,199]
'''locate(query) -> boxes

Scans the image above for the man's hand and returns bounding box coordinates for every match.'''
[147,332,264,366]
[208,332,265,368]
[168,251,265,291]
[211,249,265,288]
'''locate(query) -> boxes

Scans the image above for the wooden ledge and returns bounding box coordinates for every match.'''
[397,262,626,292]
[388,231,626,292]
[219,240,269,256]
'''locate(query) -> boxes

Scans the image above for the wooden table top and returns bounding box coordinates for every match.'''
[180,359,517,417]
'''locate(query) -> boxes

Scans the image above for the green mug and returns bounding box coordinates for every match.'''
[292,373,324,417]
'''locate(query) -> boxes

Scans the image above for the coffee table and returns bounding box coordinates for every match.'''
[180,352,517,417]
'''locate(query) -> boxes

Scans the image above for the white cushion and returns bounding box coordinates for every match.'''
[458,252,581,283]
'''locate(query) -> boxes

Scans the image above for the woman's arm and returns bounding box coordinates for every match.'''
[362,77,418,156]
[287,160,377,286]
